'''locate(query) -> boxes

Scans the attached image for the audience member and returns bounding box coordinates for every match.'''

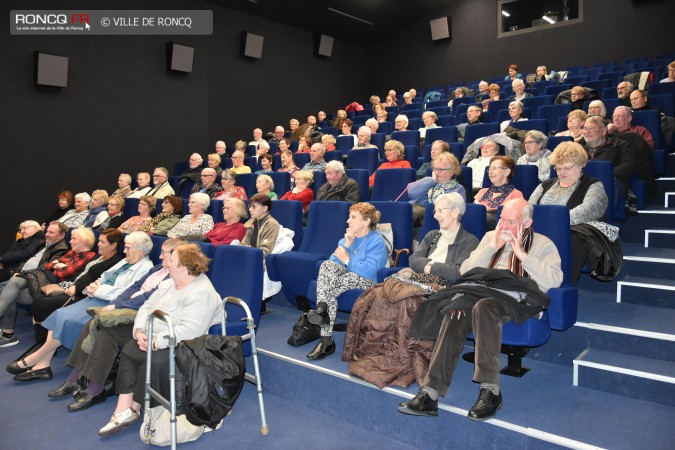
[249,128,266,148]
[205,198,248,246]
[303,143,328,171]
[118,195,156,233]
[608,106,654,149]
[255,174,278,200]
[457,106,483,139]
[44,191,74,226]
[500,101,528,132]
[146,167,175,199]
[280,170,314,213]
[555,109,588,143]
[353,126,377,149]
[143,195,182,236]
[394,115,409,132]
[112,174,132,198]
[207,153,223,176]
[256,153,274,174]
[505,64,522,81]
[420,111,440,139]
[230,150,252,175]
[369,140,412,187]
[178,153,203,193]
[191,168,223,198]
[167,193,214,240]
[58,193,91,228]
[509,79,532,102]
[616,81,634,107]
[126,173,152,199]
[467,139,499,190]
[214,169,248,201]
[660,61,675,83]
[83,190,110,228]
[214,140,228,158]
[517,130,552,181]
[316,161,360,202]
[474,156,524,229]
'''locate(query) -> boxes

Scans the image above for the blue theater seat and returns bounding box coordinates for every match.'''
[370,168,416,202]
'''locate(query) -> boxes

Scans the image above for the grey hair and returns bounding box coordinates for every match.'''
[325,160,345,174]
[509,101,524,111]
[512,79,525,88]
[525,130,548,147]
[75,192,91,204]
[588,100,607,118]
[365,118,379,131]
[190,152,203,163]
[358,126,372,137]
[434,192,466,217]
[395,114,409,126]
[125,231,153,256]
[20,220,40,230]
[258,140,270,151]
[189,192,211,212]
[257,174,274,190]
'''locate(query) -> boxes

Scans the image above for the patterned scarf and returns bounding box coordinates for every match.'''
[141,213,171,232]
[524,150,545,163]
[428,179,460,202]
[487,226,533,277]
[479,184,515,209]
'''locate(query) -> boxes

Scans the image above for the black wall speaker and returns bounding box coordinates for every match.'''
[34,51,69,87]
[167,42,194,73]
[430,17,452,41]
[241,31,264,59]
[315,34,334,57]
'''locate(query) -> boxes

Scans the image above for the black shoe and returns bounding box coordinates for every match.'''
[48,380,80,398]
[68,390,106,412]
[467,388,503,421]
[307,305,330,327]
[398,390,438,416]
[13,367,53,382]
[306,339,335,360]
[6,359,33,375]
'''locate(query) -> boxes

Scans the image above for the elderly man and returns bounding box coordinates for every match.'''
[629,89,655,113]
[147,167,175,199]
[608,106,654,149]
[249,128,266,149]
[475,80,489,101]
[303,143,327,172]
[307,115,317,127]
[457,105,483,139]
[0,221,68,347]
[316,161,360,202]
[178,153,203,192]
[230,150,252,175]
[0,221,45,281]
[126,173,152,199]
[399,198,562,421]
[317,111,327,124]
[191,168,224,198]
[254,140,271,164]
[617,81,634,107]
[215,140,229,158]
[409,88,417,99]
[353,126,378,149]
[58,193,90,228]
[509,79,532,102]
[365,118,379,135]
[269,126,285,144]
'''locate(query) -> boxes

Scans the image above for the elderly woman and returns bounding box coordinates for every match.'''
[535,66,548,82]
[297,135,313,153]
[588,100,608,119]
[118,195,156,233]
[365,118,379,135]
[474,156,524,230]
[517,130,552,181]
[142,195,182,236]
[277,137,291,154]
[256,153,274,174]
[306,202,388,360]
[207,153,223,176]
[569,86,587,110]
[467,139,500,191]
[242,193,281,259]
[233,140,247,155]
[8,232,153,382]
[18,227,100,343]
[96,195,125,230]
[385,95,397,107]
[529,142,611,283]
[394,114,409,132]
[369,139,412,187]
[97,244,221,437]
[556,109,588,143]
[281,170,314,212]
[321,134,337,151]
[58,192,91,228]
[46,238,183,411]
[84,190,110,228]
[205,198,248,246]
[112,174,132,198]
[447,87,469,110]
[256,174,278,200]
[369,95,381,107]
[509,79,532,102]
[278,149,300,183]
[45,191,74,225]
[167,192,214,240]
[376,110,390,124]
[420,111,440,139]
[214,169,248,202]
[332,109,347,128]
[354,126,377,149]
[417,139,449,179]
[500,101,528,132]
[482,83,501,110]
[289,118,300,133]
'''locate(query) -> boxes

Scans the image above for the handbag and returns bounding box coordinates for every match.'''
[40,284,66,296]
[287,312,321,347]
[140,406,208,446]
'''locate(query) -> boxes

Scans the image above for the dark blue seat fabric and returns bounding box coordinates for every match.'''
[649,93,675,118]
[267,172,291,197]
[235,173,258,198]
[376,121,393,135]
[312,171,327,198]
[322,126,338,137]
[420,203,487,241]
[370,133,386,154]
[293,153,311,168]
[207,245,264,353]
[463,123,500,148]
[580,79,610,93]
[546,135,573,151]
[266,201,351,307]
[209,199,224,223]
[521,95,554,116]
[487,99,512,119]
[391,130,421,153]
[510,119,549,135]
[123,197,140,219]
[581,160,624,222]
[323,150,343,163]
[346,148,380,174]
[437,115,455,127]
[544,84,572,99]
[428,106,451,117]
[424,126,459,145]
[531,80,555,96]
[648,82,675,96]
[269,200,304,250]
[337,135,356,151]
[538,103,573,134]
[370,168,416,202]
[631,109,666,175]
[344,169,369,202]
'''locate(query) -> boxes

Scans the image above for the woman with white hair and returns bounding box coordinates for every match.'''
[84,190,110,228]
[353,126,377,149]
[167,192,214,240]
[500,101,528,132]
[58,193,91,228]
[419,111,440,139]
[588,100,608,119]
[394,114,409,132]
[7,232,154,382]
[256,174,278,200]
[517,130,552,182]
[112,174,132,198]
[508,79,532,102]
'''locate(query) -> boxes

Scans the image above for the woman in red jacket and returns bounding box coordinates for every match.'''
[369,139,411,187]
[280,170,314,212]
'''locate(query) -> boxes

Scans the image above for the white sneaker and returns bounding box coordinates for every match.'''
[98,408,140,437]
[0,334,18,347]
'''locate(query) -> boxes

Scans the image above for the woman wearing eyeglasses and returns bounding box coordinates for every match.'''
[529,142,610,283]
[214,169,248,202]
[516,130,552,182]
[142,195,182,236]
[473,156,523,230]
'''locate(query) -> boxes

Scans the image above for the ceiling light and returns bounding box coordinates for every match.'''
[542,15,555,24]
[502,11,510,17]
[327,7,373,26]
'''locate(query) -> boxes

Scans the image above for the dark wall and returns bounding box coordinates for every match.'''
[366,0,675,95]
[0,0,366,246]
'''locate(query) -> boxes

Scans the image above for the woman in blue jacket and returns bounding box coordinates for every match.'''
[306,203,388,360]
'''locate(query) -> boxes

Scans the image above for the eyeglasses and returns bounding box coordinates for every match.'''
[554,163,577,173]
[124,245,138,251]
[582,126,600,132]
[488,166,509,171]
[432,167,453,172]
[201,174,215,178]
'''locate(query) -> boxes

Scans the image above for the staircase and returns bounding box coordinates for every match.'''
[574,158,675,409]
